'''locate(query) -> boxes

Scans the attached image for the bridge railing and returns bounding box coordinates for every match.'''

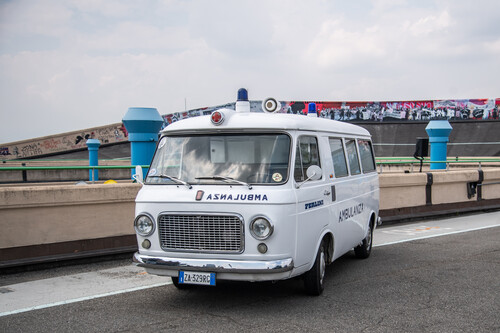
[1,158,500,183]
[0,165,149,184]
[375,157,500,173]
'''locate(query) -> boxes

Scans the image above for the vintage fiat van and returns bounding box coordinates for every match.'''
[133,89,380,295]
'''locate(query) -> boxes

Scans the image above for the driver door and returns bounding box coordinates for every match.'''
[294,135,332,268]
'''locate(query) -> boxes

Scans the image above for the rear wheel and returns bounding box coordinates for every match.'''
[304,241,327,296]
[354,222,373,259]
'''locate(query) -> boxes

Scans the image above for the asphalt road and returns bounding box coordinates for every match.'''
[1,213,499,332]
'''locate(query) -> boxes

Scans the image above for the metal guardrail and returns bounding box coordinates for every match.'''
[375,157,500,173]
[376,157,500,162]
[0,165,145,171]
[0,165,149,184]
[1,158,500,180]
[0,165,148,171]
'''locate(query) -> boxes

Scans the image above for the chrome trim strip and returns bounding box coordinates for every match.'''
[133,252,294,274]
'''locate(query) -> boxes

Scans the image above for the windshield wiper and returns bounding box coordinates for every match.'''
[149,174,192,189]
[195,176,253,190]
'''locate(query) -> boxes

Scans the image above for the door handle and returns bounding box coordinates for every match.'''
[326,186,336,201]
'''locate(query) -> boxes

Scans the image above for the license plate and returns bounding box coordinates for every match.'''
[178,271,216,286]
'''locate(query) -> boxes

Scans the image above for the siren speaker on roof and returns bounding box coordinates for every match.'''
[262,98,281,113]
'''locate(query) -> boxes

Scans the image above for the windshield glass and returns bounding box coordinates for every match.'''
[146,133,291,185]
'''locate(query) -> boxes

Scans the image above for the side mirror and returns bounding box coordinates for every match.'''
[306,165,322,181]
[296,165,322,188]
[133,165,144,185]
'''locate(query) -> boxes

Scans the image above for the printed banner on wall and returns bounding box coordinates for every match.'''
[158,98,500,130]
[1,97,498,160]
[276,98,499,122]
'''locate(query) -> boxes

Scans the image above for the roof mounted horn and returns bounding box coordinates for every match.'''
[262,97,281,113]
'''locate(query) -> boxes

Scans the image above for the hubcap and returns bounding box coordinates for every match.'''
[319,249,326,285]
[366,225,372,249]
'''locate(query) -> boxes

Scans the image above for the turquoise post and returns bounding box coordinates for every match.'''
[425,120,453,170]
[122,107,164,179]
[86,139,101,181]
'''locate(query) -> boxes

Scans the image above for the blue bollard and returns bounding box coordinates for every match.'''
[122,107,164,179]
[86,139,101,181]
[425,120,453,170]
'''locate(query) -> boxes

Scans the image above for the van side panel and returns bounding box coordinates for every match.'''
[325,136,379,259]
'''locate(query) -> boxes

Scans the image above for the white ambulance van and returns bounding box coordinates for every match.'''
[133,89,380,295]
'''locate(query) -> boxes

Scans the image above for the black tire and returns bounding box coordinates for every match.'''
[304,241,327,296]
[354,222,373,259]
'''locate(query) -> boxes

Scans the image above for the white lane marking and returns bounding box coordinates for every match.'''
[0,265,172,318]
[374,210,500,246]
[0,282,170,317]
[380,225,453,236]
[374,224,500,247]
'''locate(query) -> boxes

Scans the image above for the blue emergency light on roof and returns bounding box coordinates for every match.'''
[307,103,317,117]
[237,88,248,101]
[235,88,250,112]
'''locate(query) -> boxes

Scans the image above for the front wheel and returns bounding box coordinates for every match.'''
[354,222,373,259]
[304,241,327,296]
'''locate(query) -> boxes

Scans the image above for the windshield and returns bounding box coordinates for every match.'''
[146,133,291,185]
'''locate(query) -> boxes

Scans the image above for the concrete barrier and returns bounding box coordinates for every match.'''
[0,183,141,267]
[379,168,500,221]
[0,160,132,183]
[1,169,500,267]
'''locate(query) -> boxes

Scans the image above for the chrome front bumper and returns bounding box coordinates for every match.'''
[133,252,294,274]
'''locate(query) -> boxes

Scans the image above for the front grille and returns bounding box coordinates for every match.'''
[158,213,244,253]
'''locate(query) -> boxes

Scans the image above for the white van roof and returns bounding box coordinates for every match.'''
[162,109,371,137]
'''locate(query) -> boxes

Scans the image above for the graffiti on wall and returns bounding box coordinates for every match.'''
[1,123,128,160]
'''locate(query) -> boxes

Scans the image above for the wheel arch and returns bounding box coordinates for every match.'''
[370,209,380,230]
[370,211,377,228]
[321,231,334,265]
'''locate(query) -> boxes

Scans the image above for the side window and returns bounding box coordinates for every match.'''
[358,139,376,173]
[328,138,348,177]
[345,139,361,175]
[294,136,321,182]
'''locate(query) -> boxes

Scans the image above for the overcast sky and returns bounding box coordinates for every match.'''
[1,0,499,143]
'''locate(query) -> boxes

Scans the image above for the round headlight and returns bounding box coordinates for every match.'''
[134,214,155,236]
[250,217,274,240]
